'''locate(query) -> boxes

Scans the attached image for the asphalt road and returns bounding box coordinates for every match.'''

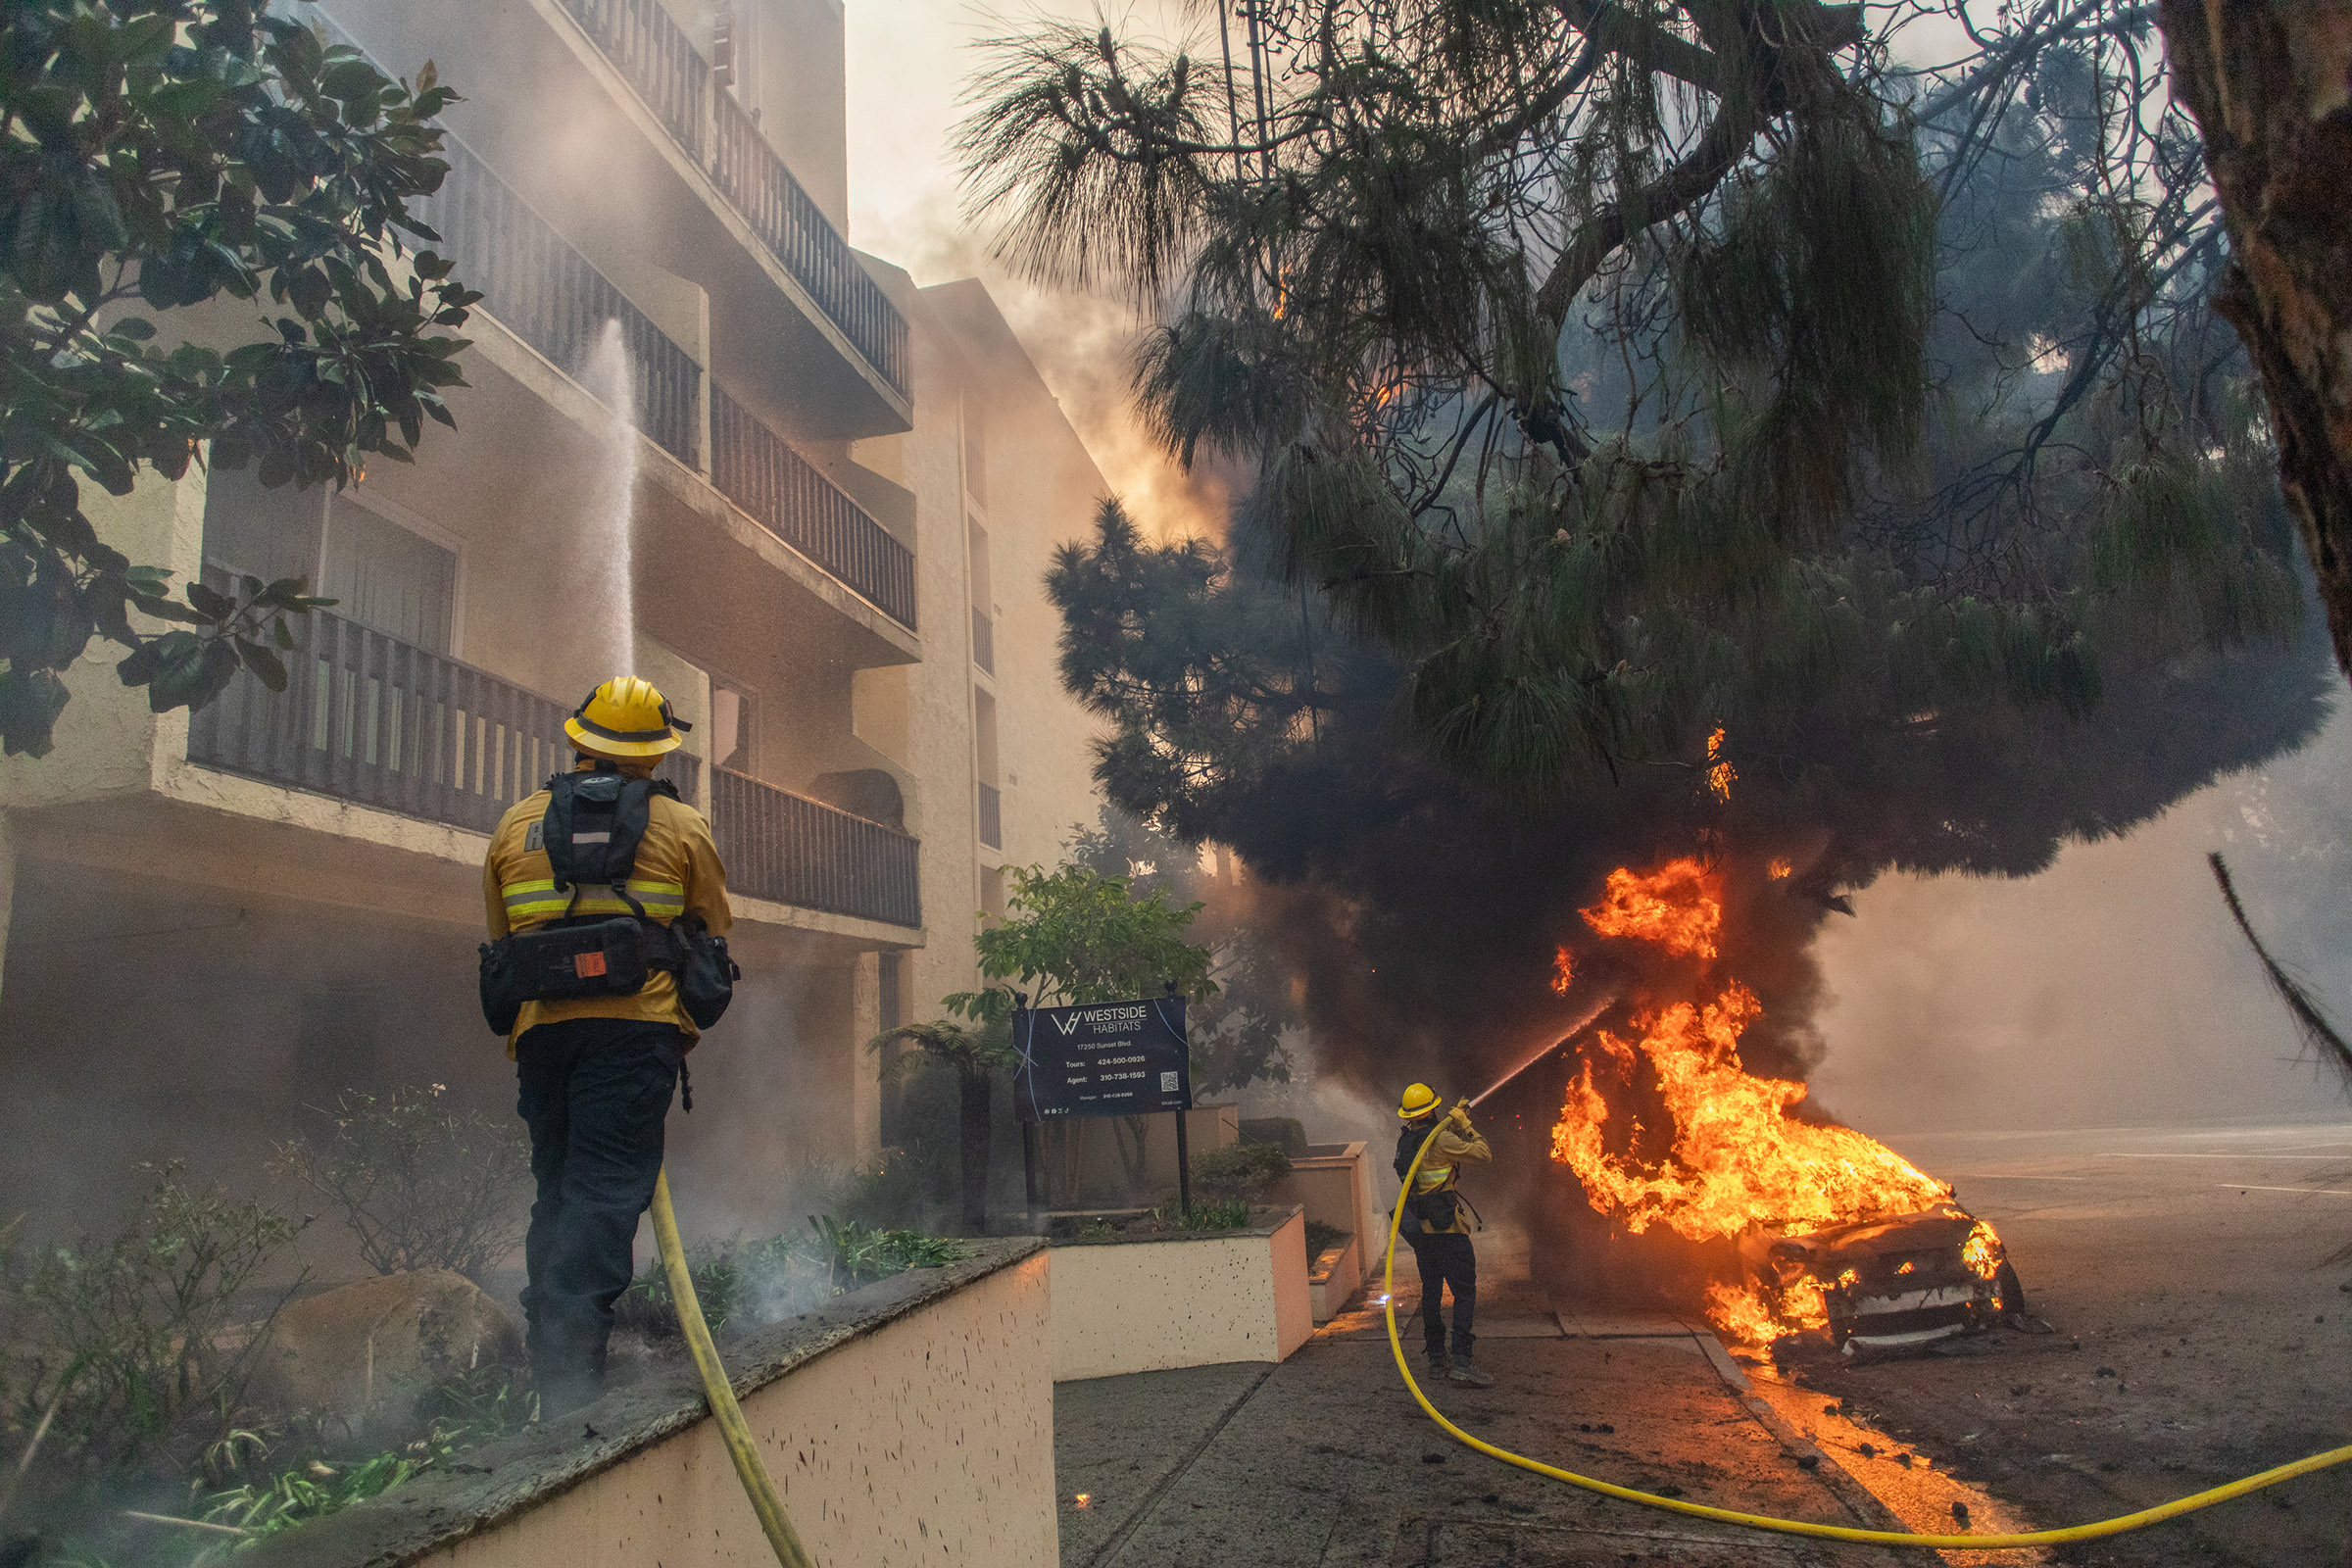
[1761,1120,2352,1568]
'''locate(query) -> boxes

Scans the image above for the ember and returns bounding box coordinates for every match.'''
[1550,858,2008,1346]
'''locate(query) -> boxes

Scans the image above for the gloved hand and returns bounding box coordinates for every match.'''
[1447,1102,1473,1134]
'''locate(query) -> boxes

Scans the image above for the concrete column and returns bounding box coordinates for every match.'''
[851,950,881,1166]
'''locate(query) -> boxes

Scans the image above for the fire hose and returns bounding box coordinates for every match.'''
[1384,1112,2352,1549]
[648,1170,818,1568]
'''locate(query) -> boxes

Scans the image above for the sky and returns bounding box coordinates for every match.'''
[841,0,2352,1137]
[845,0,1232,536]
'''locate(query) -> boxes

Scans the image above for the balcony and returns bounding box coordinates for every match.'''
[408,134,916,631]
[559,0,908,396]
[710,767,920,928]
[416,136,699,464]
[710,387,914,628]
[971,607,994,674]
[977,781,1002,851]
[186,615,920,930]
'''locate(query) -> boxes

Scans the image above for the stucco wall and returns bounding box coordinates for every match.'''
[1052,1208,1312,1381]
[247,1242,1054,1568]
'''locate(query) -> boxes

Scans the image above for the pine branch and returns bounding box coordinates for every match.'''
[2209,852,2352,1092]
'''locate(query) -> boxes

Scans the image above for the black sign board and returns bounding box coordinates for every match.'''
[1013,997,1191,1122]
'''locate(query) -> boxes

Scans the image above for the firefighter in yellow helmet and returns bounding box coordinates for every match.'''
[1395,1082,1494,1387]
[481,676,733,1415]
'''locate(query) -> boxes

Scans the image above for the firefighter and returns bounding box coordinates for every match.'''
[483,676,732,1416]
[1395,1083,1494,1387]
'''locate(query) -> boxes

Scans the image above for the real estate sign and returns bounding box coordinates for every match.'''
[1013,997,1191,1121]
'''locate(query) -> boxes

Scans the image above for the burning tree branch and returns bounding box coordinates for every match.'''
[2209,852,2352,1092]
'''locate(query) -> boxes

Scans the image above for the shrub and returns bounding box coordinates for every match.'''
[271,1084,529,1286]
[1189,1142,1291,1200]
[0,1163,306,1484]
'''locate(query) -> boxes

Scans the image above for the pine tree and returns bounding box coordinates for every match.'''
[967,1,2297,799]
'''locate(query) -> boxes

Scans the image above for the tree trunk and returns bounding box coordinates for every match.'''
[2158,2,2352,674]
[957,1067,992,1235]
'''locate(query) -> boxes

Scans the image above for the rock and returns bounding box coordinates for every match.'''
[259,1269,522,1421]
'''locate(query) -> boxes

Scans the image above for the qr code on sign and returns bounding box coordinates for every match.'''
[1160,1072,1179,1093]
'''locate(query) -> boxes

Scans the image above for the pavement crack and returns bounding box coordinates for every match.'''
[1085,1361,1279,1568]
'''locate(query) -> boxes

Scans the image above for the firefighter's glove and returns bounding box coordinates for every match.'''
[1446,1103,1473,1135]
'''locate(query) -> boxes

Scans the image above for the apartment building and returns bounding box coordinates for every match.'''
[0,0,1108,1235]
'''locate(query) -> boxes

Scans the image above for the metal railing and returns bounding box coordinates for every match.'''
[710,92,907,394]
[188,608,578,834]
[555,0,908,395]
[563,0,707,158]
[187,609,919,926]
[710,765,921,927]
[415,137,700,464]
[971,607,994,674]
[977,781,1002,851]
[709,386,916,627]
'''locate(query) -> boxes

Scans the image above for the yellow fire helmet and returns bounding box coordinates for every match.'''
[565,675,693,760]
[1397,1082,1443,1120]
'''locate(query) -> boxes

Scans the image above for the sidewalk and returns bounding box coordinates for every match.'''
[1051,1232,1996,1567]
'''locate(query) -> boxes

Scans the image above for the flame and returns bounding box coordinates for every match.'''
[1767,858,1792,880]
[1962,1220,2003,1282]
[1550,946,1576,995]
[1705,726,1737,803]
[1581,858,1720,961]
[1553,858,2002,1343]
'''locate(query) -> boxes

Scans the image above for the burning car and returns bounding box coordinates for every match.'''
[1747,1201,2023,1356]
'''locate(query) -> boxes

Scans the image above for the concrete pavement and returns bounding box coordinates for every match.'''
[1053,1229,1946,1568]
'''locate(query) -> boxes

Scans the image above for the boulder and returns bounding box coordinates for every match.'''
[259,1268,521,1421]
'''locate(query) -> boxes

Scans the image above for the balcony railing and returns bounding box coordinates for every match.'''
[977,781,1002,851]
[564,0,707,158]
[559,0,909,396]
[416,137,700,464]
[971,607,994,674]
[710,386,916,628]
[187,612,919,926]
[188,609,578,834]
[710,766,921,927]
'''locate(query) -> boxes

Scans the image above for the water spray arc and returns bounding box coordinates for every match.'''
[579,318,640,681]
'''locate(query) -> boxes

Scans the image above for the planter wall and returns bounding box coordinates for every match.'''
[246,1241,1054,1568]
[1051,1206,1312,1381]
[1268,1140,1377,1319]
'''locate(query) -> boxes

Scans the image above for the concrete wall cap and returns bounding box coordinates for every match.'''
[234,1236,1045,1568]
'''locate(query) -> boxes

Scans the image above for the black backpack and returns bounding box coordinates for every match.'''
[479,769,736,1033]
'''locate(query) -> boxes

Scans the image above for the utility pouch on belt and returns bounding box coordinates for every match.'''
[1408,1188,1461,1232]
[478,769,687,1034]
[670,910,739,1030]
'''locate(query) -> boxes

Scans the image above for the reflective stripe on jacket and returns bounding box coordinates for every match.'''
[483,763,731,1055]
[1404,1121,1492,1236]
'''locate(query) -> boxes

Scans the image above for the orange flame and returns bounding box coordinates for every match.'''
[1705,726,1737,803]
[1553,858,1996,1342]
[1580,858,1720,961]
[1767,858,1792,880]
[1550,946,1575,995]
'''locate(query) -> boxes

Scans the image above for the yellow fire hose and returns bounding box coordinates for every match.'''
[648,1170,818,1568]
[1384,1114,2352,1549]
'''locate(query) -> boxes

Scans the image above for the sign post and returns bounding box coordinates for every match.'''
[1013,992,1192,1214]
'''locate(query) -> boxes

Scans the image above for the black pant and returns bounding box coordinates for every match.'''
[514,1017,682,1413]
[1406,1231,1477,1362]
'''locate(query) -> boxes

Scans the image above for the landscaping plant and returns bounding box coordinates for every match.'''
[270,1083,529,1286]
[0,1162,306,1489]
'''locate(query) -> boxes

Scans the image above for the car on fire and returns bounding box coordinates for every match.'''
[1746,1201,2027,1356]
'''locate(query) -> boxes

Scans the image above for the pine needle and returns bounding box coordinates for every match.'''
[2208,852,2352,1089]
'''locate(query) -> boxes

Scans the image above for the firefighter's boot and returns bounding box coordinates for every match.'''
[1447,1357,1495,1388]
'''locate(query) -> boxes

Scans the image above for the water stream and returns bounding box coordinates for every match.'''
[578,318,639,680]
